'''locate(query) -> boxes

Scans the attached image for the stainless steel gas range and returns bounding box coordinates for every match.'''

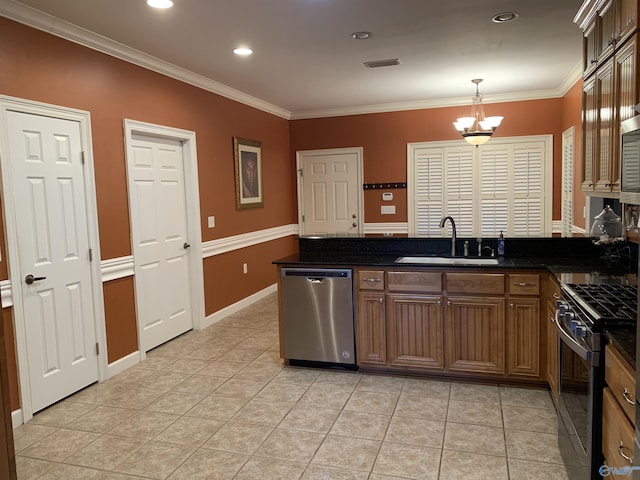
[555,281,638,480]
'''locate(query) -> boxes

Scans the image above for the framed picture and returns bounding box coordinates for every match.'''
[233,137,263,210]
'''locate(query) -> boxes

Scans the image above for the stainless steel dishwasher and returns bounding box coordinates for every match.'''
[281,268,355,365]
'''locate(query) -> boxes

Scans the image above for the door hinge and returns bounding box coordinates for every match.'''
[298,168,303,177]
[89,249,93,261]
[81,151,85,165]
[95,342,99,355]
[302,215,305,222]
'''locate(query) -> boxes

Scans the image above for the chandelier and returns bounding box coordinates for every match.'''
[453,79,503,147]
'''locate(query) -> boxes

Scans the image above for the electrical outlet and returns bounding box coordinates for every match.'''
[208,216,215,228]
[243,263,248,274]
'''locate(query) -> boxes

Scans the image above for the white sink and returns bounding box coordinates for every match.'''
[395,256,499,266]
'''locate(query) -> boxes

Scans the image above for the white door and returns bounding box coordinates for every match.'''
[6,111,99,413]
[127,133,193,352]
[297,148,362,235]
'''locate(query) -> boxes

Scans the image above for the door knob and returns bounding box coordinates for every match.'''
[352,214,357,219]
[352,223,357,228]
[25,274,46,285]
[183,242,191,249]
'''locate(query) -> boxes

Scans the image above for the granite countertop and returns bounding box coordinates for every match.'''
[605,326,636,367]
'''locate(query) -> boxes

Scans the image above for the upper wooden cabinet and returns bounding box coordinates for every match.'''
[577,1,640,196]
[578,0,639,76]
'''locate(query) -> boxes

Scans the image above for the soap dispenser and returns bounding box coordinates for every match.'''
[497,231,505,256]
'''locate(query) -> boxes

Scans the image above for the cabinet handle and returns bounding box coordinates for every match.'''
[437,300,442,306]
[552,293,561,300]
[591,59,598,64]
[618,442,634,464]
[378,298,383,304]
[513,282,535,287]
[364,278,382,283]
[550,316,555,323]
[623,388,635,405]
[447,300,451,306]
[608,38,615,46]
[510,303,515,309]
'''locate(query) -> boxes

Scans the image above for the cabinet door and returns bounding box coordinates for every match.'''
[387,294,444,370]
[507,298,540,377]
[583,16,599,77]
[602,387,636,476]
[445,296,505,374]
[600,0,619,61]
[546,300,559,401]
[595,58,616,193]
[612,34,639,193]
[618,0,638,45]
[357,292,387,366]
[582,77,597,192]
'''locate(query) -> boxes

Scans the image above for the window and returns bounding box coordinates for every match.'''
[407,135,552,237]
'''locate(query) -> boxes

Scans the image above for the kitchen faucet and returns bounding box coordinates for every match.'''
[439,216,457,256]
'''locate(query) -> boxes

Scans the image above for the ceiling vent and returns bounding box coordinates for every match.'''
[364,58,401,68]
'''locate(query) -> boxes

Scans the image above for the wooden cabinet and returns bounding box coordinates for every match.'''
[507,298,540,377]
[0,310,16,480]
[445,296,506,374]
[541,274,561,400]
[387,294,444,369]
[605,343,636,423]
[577,0,640,196]
[354,267,544,383]
[445,272,506,375]
[356,269,386,366]
[602,344,636,476]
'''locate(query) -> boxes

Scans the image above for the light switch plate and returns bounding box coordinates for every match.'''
[208,216,215,228]
[381,205,396,215]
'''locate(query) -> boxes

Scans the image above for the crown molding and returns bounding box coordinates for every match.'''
[0,1,291,120]
[290,78,582,120]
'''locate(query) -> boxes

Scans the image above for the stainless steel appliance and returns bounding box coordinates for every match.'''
[620,115,640,205]
[555,283,638,479]
[280,268,355,365]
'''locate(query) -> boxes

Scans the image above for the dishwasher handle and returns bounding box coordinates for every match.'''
[307,277,325,283]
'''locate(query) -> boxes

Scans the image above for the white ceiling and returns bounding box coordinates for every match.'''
[2,0,584,119]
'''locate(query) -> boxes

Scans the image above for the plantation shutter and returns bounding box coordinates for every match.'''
[410,136,550,237]
[414,147,444,236]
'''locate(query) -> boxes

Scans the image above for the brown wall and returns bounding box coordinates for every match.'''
[0,18,298,408]
[290,96,579,225]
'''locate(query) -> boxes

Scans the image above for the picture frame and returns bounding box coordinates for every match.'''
[233,137,263,210]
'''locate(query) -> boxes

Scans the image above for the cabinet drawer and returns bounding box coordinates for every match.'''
[602,387,635,473]
[358,270,385,291]
[388,271,442,293]
[446,273,504,295]
[509,274,539,296]
[605,344,636,425]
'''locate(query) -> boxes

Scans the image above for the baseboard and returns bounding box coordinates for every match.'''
[106,350,140,379]
[202,283,278,329]
[11,408,23,429]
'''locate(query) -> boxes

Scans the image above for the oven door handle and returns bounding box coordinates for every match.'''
[554,310,597,365]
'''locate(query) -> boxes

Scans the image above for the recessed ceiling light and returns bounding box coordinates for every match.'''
[233,47,253,56]
[351,31,373,40]
[491,12,519,23]
[147,0,173,8]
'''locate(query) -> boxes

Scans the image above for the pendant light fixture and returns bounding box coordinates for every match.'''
[453,79,503,147]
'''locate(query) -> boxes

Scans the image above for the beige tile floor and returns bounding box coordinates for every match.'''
[13,293,586,480]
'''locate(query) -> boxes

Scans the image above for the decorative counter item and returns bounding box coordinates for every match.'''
[590,206,626,260]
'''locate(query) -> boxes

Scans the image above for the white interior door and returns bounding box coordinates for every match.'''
[297,148,362,235]
[6,110,99,413]
[127,133,193,352]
